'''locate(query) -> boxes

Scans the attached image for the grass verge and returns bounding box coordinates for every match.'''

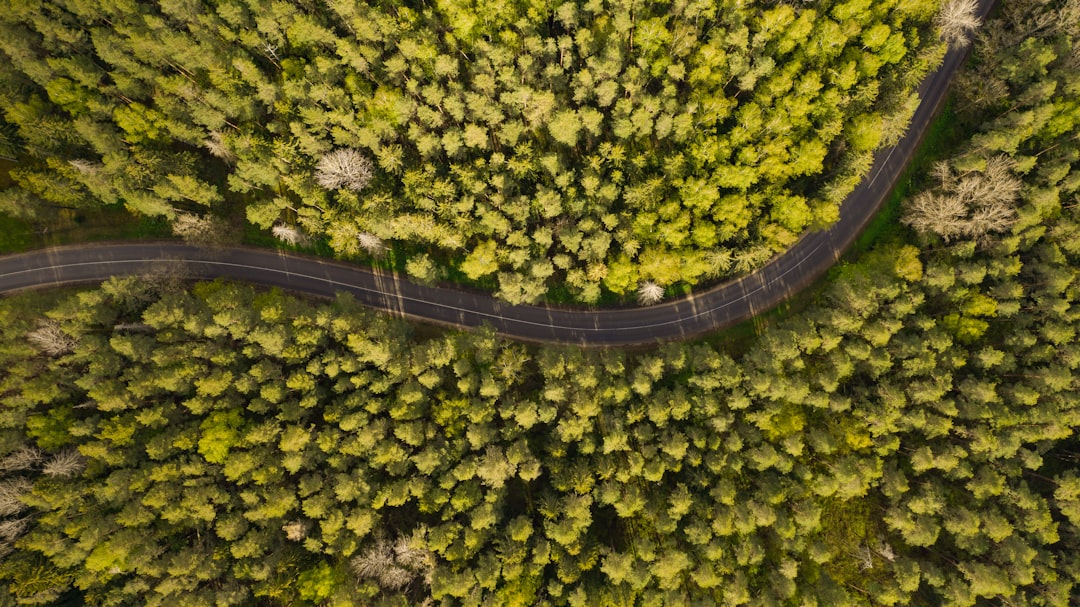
[851,96,965,254]
[699,96,970,354]
[0,206,172,255]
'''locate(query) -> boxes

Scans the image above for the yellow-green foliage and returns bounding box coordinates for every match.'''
[0,0,942,302]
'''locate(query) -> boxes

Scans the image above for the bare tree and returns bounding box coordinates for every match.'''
[953,155,1022,209]
[357,232,387,256]
[272,224,311,247]
[0,516,31,561]
[351,530,434,591]
[172,213,232,247]
[0,517,31,541]
[0,478,31,517]
[42,450,86,478]
[855,544,875,571]
[27,320,77,356]
[873,536,896,562]
[352,539,410,590]
[393,533,434,580]
[68,159,102,175]
[0,447,43,473]
[1057,0,1080,38]
[852,535,897,572]
[936,0,982,48]
[903,156,1021,242]
[637,281,665,306]
[903,189,971,241]
[281,520,309,541]
[316,148,375,192]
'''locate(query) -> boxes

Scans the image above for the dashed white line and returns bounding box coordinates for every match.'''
[0,239,824,334]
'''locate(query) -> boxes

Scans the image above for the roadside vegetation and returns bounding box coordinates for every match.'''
[0,0,949,303]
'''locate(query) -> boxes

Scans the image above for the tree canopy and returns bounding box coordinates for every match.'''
[0,0,945,302]
[1,0,1080,605]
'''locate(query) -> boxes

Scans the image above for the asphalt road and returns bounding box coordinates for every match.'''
[0,2,995,347]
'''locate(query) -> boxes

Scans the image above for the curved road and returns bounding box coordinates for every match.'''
[0,3,994,347]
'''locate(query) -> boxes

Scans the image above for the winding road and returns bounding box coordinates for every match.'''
[0,3,994,346]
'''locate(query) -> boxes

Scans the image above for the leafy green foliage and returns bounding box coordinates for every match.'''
[0,0,943,301]
[0,2,1079,606]
[4,129,1080,604]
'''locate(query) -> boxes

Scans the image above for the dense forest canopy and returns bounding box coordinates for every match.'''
[1,2,1080,603]
[1,0,1080,605]
[0,0,946,302]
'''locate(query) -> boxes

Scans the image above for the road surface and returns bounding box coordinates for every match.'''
[0,2,994,346]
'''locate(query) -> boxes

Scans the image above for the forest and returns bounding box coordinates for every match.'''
[0,0,949,302]
[0,0,1075,604]
[1,1,1080,604]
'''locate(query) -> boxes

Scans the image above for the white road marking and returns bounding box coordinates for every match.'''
[0,9,979,342]
[0,239,825,334]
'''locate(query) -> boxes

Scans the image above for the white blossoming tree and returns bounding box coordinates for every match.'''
[936,0,981,48]
[637,281,666,305]
[272,224,310,247]
[357,231,387,256]
[316,148,375,192]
